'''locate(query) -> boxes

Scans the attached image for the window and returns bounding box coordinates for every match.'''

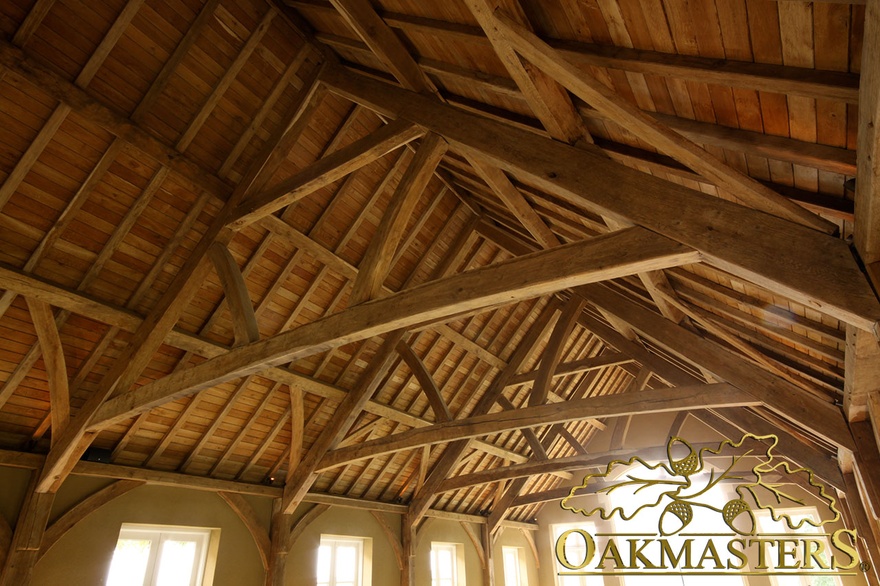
[552,523,602,586]
[318,535,372,586]
[502,546,528,586]
[431,542,464,586]
[755,508,842,586]
[106,524,217,586]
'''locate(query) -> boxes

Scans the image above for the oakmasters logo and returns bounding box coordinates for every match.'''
[554,434,864,578]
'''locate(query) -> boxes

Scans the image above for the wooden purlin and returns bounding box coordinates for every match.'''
[321,67,880,333]
[293,0,860,102]
[490,10,834,235]
[318,384,756,472]
[89,227,700,428]
[34,61,330,495]
[404,298,561,524]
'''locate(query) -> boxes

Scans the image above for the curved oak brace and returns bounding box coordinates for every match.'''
[208,243,260,347]
[405,300,561,524]
[319,383,754,470]
[218,492,271,571]
[39,480,144,559]
[459,522,486,569]
[521,529,539,569]
[288,504,330,550]
[349,132,448,306]
[25,300,69,443]
[322,66,880,333]
[397,341,451,422]
[370,512,403,570]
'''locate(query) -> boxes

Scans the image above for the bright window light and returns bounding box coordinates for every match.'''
[106,524,215,586]
[431,542,463,586]
[502,546,528,586]
[552,523,602,586]
[318,535,370,586]
[755,508,842,586]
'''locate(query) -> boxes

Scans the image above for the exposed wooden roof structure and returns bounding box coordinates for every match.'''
[0,0,878,583]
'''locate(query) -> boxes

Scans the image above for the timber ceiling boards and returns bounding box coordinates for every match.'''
[0,0,877,534]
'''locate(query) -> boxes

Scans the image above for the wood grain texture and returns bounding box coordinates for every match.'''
[349,132,447,304]
[581,283,853,449]
[25,300,69,444]
[323,67,880,332]
[229,119,424,227]
[318,383,754,471]
[491,11,833,234]
[90,227,698,428]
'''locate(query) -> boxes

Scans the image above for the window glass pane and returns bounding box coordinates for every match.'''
[155,539,197,586]
[335,545,357,582]
[431,544,457,586]
[318,536,366,586]
[317,544,331,585]
[755,509,841,586]
[107,539,152,586]
[503,547,521,585]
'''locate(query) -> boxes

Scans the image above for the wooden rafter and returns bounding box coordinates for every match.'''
[35,66,329,495]
[322,67,880,332]
[529,297,585,407]
[580,283,852,448]
[349,132,448,305]
[466,155,560,249]
[228,119,424,228]
[176,8,277,152]
[318,383,754,471]
[207,243,260,346]
[328,0,437,95]
[490,10,834,234]
[397,341,452,422]
[89,227,699,427]
[0,38,229,198]
[462,0,591,145]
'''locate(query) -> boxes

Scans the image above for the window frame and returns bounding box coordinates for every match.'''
[502,545,528,586]
[317,534,373,586]
[754,507,843,586]
[106,523,218,586]
[430,541,465,586]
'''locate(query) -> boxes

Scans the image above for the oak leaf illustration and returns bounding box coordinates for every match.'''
[560,433,841,536]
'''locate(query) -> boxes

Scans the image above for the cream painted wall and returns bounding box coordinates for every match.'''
[0,466,31,528]
[285,506,401,586]
[283,506,541,586]
[492,527,540,586]
[29,479,268,586]
[414,518,485,586]
[0,467,543,586]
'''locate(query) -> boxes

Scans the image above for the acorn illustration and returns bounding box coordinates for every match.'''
[667,437,700,477]
[659,500,693,535]
[722,499,756,535]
